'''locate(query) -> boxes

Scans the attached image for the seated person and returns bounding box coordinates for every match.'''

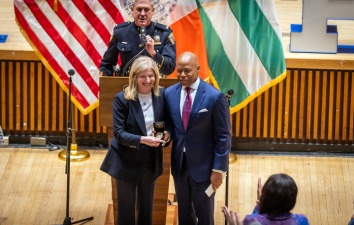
[222,174,309,225]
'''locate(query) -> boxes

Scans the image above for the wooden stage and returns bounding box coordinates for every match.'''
[1,1,354,224]
[1,147,354,225]
[0,148,111,225]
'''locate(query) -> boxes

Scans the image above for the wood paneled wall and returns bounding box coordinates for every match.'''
[232,69,354,145]
[1,60,354,147]
[0,60,106,138]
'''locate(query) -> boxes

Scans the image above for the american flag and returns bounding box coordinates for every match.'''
[14,0,124,115]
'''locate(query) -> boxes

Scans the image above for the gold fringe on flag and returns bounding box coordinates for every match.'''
[54,0,58,11]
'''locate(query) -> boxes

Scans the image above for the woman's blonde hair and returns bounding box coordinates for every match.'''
[124,56,160,100]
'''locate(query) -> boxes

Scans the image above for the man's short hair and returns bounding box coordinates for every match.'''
[131,0,154,8]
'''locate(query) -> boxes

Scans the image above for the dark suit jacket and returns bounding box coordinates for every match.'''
[164,78,231,182]
[100,87,165,184]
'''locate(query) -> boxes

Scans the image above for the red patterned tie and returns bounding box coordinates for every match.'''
[182,87,192,130]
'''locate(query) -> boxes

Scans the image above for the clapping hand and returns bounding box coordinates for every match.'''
[221,206,242,225]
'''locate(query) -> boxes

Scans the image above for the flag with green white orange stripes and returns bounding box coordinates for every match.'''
[118,0,287,113]
[156,0,287,113]
[197,0,287,113]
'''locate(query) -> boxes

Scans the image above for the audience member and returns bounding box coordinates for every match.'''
[222,174,309,225]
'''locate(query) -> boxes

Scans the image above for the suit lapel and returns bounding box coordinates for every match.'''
[186,79,206,131]
[171,84,185,133]
[130,98,147,136]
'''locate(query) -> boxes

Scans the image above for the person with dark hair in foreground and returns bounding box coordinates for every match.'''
[222,174,309,225]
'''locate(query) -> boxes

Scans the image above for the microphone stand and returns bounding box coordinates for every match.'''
[59,69,93,225]
[225,90,237,225]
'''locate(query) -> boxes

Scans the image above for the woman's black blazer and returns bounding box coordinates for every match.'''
[100,87,165,184]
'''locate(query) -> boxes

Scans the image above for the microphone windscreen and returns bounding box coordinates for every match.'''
[227,89,234,96]
[141,26,146,33]
[68,69,75,76]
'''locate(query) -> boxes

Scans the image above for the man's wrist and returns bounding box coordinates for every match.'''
[212,169,226,174]
[149,50,156,58]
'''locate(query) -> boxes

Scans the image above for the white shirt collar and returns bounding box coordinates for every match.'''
[182,77,200,91]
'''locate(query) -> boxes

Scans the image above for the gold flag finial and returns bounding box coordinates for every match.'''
[54,0,58,11]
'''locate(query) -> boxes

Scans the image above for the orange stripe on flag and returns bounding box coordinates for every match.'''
[170,9,209,80]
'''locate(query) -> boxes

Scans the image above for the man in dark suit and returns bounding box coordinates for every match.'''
[164,52,231,224]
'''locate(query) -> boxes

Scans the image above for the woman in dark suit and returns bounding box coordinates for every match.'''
[100,56,168,225]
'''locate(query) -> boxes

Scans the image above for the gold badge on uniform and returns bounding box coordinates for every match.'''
[154,35,161,45]
[154,35,160,42]
[168,32,175,45]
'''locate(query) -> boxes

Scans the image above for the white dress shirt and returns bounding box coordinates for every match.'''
[138,92,154,136]
[179,77,225,174]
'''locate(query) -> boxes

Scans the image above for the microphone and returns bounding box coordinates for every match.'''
[140,26,146,44]
[226,89,234,99]
[225,89,234,106]
[68,69,75,76]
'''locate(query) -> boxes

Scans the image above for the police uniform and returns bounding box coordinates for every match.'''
[100,21,176,76]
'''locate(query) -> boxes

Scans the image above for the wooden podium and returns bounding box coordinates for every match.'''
[99,77,179,225]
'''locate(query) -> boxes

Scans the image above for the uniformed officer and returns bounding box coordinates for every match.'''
[100,0,176,77]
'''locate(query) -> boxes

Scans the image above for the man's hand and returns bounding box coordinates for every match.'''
[145,35,156,58]
[210,171,223,192]
[140,136,164,147]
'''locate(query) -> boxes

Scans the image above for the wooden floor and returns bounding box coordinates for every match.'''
[0,148,112,225]
[170,154,354,225]
[2,148,354,225]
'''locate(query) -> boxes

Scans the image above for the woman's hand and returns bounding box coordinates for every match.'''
[140,136,164,147]
[152,129,170,145]
[152,129,156,137]
[221,206,242,225]
[256,177,262,206]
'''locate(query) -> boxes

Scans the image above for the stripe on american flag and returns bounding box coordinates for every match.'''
[47,0,103,69]
[15,6,91,108]
[14,0,124,114]
[72,0,112,46]
[26,0,100,96]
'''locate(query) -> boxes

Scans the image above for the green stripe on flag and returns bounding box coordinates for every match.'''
[227,0,286,80]
[196,0,249,107]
